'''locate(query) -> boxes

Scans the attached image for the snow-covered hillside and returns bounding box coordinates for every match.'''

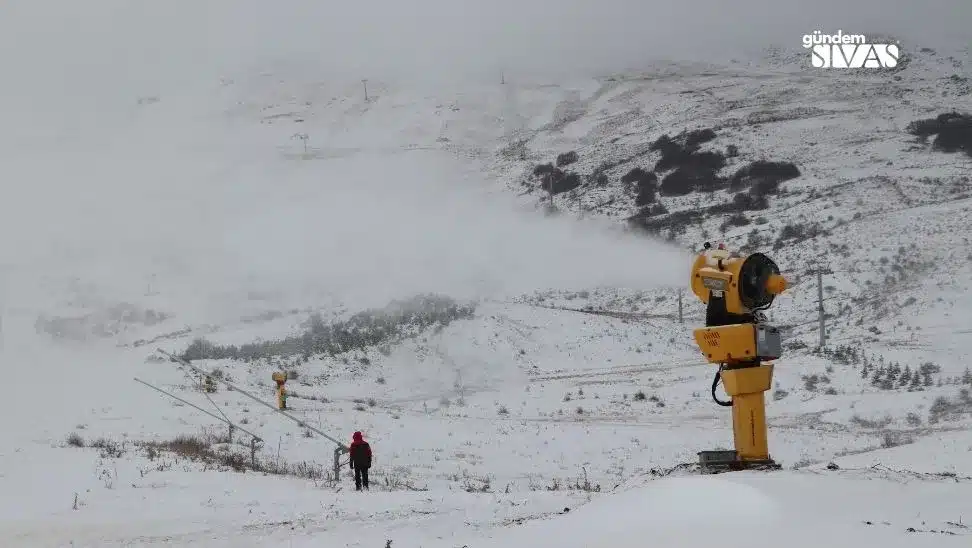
[2,32,972,547]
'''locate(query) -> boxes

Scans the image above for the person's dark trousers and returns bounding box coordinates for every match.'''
[354,467,369,490]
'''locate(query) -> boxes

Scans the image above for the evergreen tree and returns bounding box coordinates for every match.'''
[908,371,922,391]
[899,365,912,388]
[963,368,972,385]
[886,363,900,385]
[871,366,884,386]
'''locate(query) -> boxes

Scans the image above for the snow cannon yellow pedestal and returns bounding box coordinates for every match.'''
[689,242,789,473]
[272,372,288,410]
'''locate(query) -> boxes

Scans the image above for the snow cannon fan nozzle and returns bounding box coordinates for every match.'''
[738,252,785,311]
[690,244,786,321]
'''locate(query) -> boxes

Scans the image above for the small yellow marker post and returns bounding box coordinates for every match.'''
[272,372,288,410]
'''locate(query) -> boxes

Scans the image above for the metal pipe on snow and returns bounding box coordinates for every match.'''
[134,376,263,442]
[157,349,348,451]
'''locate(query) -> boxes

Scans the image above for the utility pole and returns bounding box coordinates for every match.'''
[540,173,554,213]
[291,132,309,154]
[813,268,833,348]
[362,79,369,102]
[817,269,825,348]
[678,289,683,323]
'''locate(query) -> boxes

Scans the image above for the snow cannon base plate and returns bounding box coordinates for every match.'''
[698,450,781,474]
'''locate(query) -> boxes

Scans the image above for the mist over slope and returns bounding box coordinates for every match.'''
[0,111,690,335]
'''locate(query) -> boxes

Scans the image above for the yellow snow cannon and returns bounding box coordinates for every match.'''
[689,241,788,473]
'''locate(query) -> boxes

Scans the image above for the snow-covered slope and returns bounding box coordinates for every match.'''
[2,37,972,547]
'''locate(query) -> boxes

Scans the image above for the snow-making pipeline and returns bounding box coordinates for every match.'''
[156,348,351,479]
[134,376,263,442]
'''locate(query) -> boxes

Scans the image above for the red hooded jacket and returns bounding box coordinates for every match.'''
[349,431,372,469]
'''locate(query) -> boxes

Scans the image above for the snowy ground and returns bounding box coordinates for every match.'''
[3,294,971,546]
[2,30,972,548]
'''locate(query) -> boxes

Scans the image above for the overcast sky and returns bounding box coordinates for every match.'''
[2,0,969,92]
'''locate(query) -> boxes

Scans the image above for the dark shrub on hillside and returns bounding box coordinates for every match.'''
[729,161,800,193]
[719,213,751,233]
[628,208,703,237]
[907,112,968,138]
[635,185,657,206]
[649,134,680,155]
[621,167,652,185]
[133,434,330,479]
[907,112,972,156]
[934,115,972,154]
[732,191,770,210]
[556,151,579,167]
[641,202,668,216]
[35,303,169,341]
[684,128,717,148]
[532,163,581,195]
[586,163,610,186]
[689,151,727,171]
[778,223,805,241]
[561,172,583,192]
[649,129,727,194]
[622,167,659,206]
[181,294,475,362]
[660,166,727,196]
[654,147,692,172]
[541,170,582,194]
[907,116,944,138]
[533,163,556,177]
[659,168,695,196]
[705,193,769,215]
[725,213,750,227]
[658,150,727,174]
[750,178,782,197]
[773,222,826,248]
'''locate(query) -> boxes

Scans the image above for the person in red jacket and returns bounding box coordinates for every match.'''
[349,431,372,491]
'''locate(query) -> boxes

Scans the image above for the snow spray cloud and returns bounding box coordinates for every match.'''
[0,142,691,325]
[216,150,692,311]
